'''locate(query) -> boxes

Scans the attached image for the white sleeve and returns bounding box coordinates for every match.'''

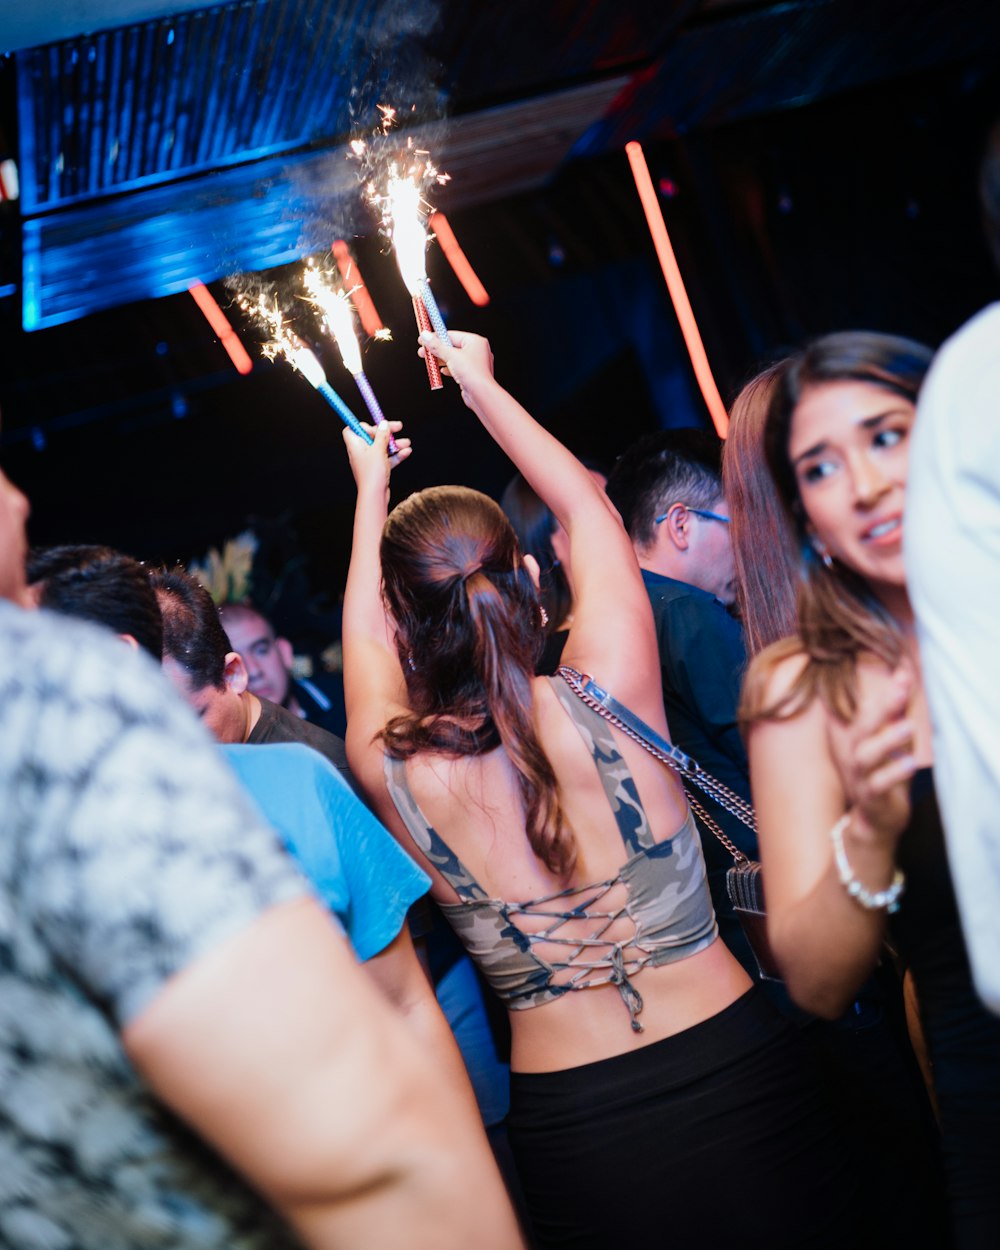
[905,303,1000,1014]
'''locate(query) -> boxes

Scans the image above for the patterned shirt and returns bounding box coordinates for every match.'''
[0,601,309,1250]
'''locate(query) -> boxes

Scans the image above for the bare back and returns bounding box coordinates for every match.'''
[361,674,751,1073]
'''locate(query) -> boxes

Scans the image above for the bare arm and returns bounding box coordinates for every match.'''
[364,926,485,1124]
[748,658,916,1018]
[124,896,524,1250]
[422,330,662,723]
[341,420,412,777]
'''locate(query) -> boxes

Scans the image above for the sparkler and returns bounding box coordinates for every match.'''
[351,110,453,391]
[304,262,397,452]
[385,169,452,347]
[240,293,373,445]
[411,295,443,390]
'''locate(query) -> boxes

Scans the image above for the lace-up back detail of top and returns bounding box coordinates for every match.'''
[383,676,717,1031]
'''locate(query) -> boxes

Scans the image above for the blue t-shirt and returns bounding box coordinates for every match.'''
[223,742,430,960]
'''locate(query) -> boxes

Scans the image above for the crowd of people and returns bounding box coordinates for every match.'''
[2,128,999,1250]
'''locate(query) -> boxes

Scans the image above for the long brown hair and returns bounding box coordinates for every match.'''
[379,486,572,875]
[740,331,933,726]
[723,361,799,659]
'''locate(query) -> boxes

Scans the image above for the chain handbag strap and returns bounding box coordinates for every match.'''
[557,666,756,864]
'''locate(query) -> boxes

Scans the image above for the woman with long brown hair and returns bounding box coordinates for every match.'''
[742,330,1000,1249]
[341,329,855,1249]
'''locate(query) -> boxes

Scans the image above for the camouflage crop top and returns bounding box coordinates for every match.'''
[384,675,718,1031]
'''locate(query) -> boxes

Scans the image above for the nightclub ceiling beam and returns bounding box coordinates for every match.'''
[0,1,231,54]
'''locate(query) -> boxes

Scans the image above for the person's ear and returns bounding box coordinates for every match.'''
[276,636,295,672]
[223,651,249,694]
[119,633,140,651]
[661,503,690,552]
[522,553,542,592]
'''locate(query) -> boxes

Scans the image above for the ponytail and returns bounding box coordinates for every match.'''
[464,570,573,876]
[379,486,574,877]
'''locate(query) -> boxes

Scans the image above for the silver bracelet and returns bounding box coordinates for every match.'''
[830,813,905,914]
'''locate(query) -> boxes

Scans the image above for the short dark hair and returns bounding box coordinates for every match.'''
[27,544,163,660]
[150,566,231,690]
[605,429,724,550]
[499,472,570,636]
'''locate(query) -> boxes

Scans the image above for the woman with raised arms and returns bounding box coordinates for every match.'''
[341,329,854,1249]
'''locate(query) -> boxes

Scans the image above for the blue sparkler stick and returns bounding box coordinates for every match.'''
[316,381,374,445]
[417,278,452,347]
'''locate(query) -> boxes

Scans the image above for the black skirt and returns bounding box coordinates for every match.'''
[507,988,857,1250]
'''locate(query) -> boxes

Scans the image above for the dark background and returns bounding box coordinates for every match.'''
[1,1,998,641]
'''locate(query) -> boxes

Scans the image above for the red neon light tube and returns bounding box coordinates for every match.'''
[625,141,728,437]
[188,282,253,376]
[429,212,490,307]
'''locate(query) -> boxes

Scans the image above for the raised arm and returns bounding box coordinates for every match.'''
[747,658,915,1017]
[341,420,411,781]
[125,896,525,1250]
[422,330,660,717]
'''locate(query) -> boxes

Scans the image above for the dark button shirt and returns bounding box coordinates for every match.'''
[641,569,759,974]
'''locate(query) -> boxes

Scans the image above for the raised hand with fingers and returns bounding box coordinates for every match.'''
[342,419,411,496]
[418,330,495,410]
[829,663,917,847]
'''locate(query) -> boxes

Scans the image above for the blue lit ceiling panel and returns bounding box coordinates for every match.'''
[16,0,385,212]
[21,143,360,329]
[19,75,628,329]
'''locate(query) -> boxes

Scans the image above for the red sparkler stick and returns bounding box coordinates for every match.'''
[412,296,443,390]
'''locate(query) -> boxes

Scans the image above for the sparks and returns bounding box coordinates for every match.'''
[351,105,454,361]
[386,169,429,295]
[303,263,363,376]
[236,288,373,445]
[302,261,397,450]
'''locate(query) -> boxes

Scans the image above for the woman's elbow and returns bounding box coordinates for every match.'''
[768,920,859,1020]
[781,965,855,1020]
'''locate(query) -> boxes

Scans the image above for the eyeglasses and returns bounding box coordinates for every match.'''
[654,504,730,525]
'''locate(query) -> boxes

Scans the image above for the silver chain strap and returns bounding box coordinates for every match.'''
[558,666,757,861]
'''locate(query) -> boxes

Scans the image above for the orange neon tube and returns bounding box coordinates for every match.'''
[625,141,728,437]
[188,282,253,375]
[429,212,490,307]
[332,240,384,337]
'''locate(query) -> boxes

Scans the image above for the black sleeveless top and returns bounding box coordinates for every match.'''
[890,769,1000,1242]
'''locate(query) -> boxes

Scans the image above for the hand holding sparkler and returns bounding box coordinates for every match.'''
[342,418,411,495]
[418,329,496,412]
